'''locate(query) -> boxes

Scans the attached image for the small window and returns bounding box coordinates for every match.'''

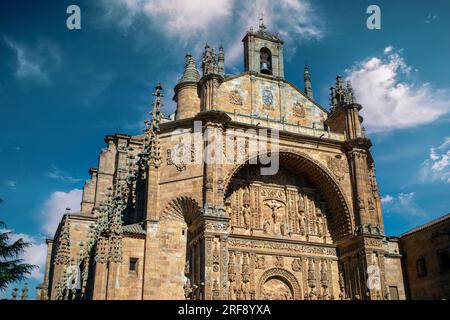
[438,249,450,272]
[416,258,427,278]
[129,258,138,273]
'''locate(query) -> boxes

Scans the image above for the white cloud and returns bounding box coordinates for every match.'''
[4,37,61,85]
[381,194,394,204]
[41,189,82,236]
[46,166,82,183]
[383,46,393,55]
[0,230,47,280]
[102,0,323,66]
[425,13,438,24]
[346,47,450,133]
[382,192,426,217]
[4,180,17,190]
[420,137,450,184]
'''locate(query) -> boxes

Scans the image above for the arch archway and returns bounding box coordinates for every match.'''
[257,268,301,300]
[159,196,202,299]
[224,150,353,243]
[260,47,272,75]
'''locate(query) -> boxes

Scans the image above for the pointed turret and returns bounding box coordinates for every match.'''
[173,54,201,120]
[179,53,199,83]
[304,65,314,99]
[218,44,225,76]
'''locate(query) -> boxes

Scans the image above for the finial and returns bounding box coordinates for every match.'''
[259,13,266,30]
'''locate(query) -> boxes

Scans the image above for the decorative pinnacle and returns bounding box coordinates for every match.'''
[304,65,314,99]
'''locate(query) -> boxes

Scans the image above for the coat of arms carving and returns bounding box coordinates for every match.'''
[229,89,243,105]
[167,140,191,172]
[262,89,274,109]
[293,101,306,118]
[326,156,348,180]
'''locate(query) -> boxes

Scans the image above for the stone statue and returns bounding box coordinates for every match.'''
[296,211,305,235]
[242,204,251,229]
[316,215,323,237]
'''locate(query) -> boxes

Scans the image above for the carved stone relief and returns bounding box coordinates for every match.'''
[226,167,331,243]
[326,156,348,181]
[293,101,306,118]
[229,89,243,105]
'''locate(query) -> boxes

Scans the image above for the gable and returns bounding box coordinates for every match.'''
[216,73,327,130]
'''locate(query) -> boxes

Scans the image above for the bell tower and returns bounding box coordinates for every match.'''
[242,18,284,79]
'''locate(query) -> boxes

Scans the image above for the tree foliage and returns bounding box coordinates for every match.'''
[0,199,36,291]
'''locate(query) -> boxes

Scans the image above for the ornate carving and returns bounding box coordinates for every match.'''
[257,268,301,300]
[364,237,383,248]
[262,89,274,109]
[213,242,220,265]
[327,156,348,181]
[228,251,236,282]
[167,139,191,172]
[228,238,337,256]
[254,255,266,270]
[291,258,303,272]
[293,101,306,118]
[55,216,71,266]
[229,89,243,105]
[274,256,284,267]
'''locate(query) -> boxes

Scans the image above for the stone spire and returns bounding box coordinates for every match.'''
[218,44,225,76]
[304,65,314,99]
[146,82,163,168]
[179,53,199,83]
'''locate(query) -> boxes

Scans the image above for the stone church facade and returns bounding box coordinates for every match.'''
[40,23,406,300]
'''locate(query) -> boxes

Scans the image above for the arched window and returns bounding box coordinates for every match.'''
[260,47,272,75]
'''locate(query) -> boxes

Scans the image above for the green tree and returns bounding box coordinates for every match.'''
[0,198,36,291]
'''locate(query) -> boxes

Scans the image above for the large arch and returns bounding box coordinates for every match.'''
[156,196,202,299]
[223,150,354,243]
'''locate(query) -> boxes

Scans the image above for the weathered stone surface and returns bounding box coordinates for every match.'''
[41,23,412,301]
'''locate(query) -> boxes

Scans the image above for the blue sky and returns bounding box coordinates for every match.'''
[1,0,449,299]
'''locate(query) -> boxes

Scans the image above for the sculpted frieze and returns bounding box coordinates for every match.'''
[228,238,337,256]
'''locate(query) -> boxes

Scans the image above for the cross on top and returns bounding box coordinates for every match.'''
[259,13,266,30]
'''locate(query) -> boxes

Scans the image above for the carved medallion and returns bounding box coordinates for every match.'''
[167,140,191,172]
[262,89,274,109]
[326,156,348,180]
[229,89,243,105]
[293,101,306,118]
